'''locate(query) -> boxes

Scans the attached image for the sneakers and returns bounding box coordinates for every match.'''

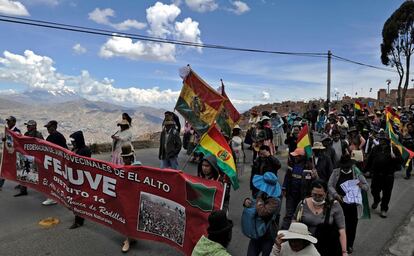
[347,247,353,254]
[371,202,379,210]
[404,176,410,180]
[380,211,387,218]
[122,239,130,253]
[14,191,28,197]
[42,198,57,206]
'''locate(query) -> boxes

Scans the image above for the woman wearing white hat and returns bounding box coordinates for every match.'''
[270,222,320,256]
[231,125,245,177]
[111,119,133,165]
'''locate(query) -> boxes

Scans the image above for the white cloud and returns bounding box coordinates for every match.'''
[0,0,29,16]
[146,2,181,38]
[72,43,86,54]
[228,1,250,15]
[88,8,146,31]
[185,0,218,12]
[100,2,203,62]
[262,91,270,100]
[99,36,176,62]
[0,50,180,106]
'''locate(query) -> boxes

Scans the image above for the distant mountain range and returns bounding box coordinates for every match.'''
[0,90,169,144]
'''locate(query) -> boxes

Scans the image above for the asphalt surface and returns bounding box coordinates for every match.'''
[1,146,413,256]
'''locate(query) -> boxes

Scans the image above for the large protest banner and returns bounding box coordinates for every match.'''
[0,129,225,255]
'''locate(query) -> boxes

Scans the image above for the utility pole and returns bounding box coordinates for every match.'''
[327,50,332,110]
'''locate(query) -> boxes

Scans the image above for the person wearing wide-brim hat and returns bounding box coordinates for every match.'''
[270,222,320,256]
[244,172,282,256]
[192,210,233,256]
[120,143,142,253]
[328,154,369,254]
[111,119,133,165]
[231,124,245,177]
[312,142,334,183]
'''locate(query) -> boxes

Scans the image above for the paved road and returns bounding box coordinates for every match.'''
[1,146,413,256]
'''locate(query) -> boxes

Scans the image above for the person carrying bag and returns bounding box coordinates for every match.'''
[242,172,282,256]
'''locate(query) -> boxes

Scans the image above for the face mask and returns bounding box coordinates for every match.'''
[312,196,326,206]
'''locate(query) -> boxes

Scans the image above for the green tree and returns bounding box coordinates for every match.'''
[381,0,414,106]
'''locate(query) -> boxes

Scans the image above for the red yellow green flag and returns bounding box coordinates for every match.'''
[196,125,239,189]
[385,112,414,163]
[216,81,241,137]
[385,106,401,127]
[354,100,363,111]
[296,124,312,159]
[175,67,225,134]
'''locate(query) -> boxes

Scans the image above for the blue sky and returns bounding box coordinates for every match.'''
[0,0,407,110]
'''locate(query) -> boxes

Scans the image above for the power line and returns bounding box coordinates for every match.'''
[331,54,397,73]
[0,15,327,58]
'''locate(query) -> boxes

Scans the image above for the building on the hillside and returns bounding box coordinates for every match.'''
[377,88,414,106]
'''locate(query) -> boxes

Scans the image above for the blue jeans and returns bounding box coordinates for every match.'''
[160,157,179,170]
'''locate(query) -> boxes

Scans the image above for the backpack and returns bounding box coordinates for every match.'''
[241,198,280,240]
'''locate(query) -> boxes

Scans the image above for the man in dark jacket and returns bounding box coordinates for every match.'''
[159,117,182,169]
[1,116,21,191]
[250,145,281,196]
[366,132,402,218]
[312,142,333,182]
[42,120,68,206]
[69,131,91,229]
[14,120,44,197]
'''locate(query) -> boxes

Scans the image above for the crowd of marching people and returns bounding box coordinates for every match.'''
[2,101,413,255]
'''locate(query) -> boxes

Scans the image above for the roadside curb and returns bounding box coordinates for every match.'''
[380,204,414,256]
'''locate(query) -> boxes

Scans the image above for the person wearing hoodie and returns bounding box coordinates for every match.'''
[68,131,91,229]
[198,155,231,213]
[192,210,233,256]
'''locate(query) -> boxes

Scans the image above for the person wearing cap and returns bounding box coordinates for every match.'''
[42,120,68,206]
[270,222,320,256]
[0,116,21,191]
[192,210,233,256]
[316,109,327,133]
[68,131,91,229]
[13,120,44,197]
[244,172,282,256]
[331,130,349,168]
[281,148,314,230]
[119,143,142,252]
[293,179,347,256]
[230,125,245,177]
[312,142,333,183]
[163,111,181,132]
[111,119,133,165]
[198,155,231,213]
[402,122,414,179]
[365,131,402,218]
[328,155,369,254]
[250,145,281,197]
[271,110,285,154]
[159,115,182,169]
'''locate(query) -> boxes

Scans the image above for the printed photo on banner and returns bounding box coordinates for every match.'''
[5,133,14,154]
[16,152,39,184]
[137,192,186,246]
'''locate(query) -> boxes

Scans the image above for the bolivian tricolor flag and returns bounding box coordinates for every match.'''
[296,124,312,159]
[354,100,363,111]
[385,114,414,164]
[196,125,239,189]
[385,106,401,128]
[175,68,225,135]
[216,81,241,137]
